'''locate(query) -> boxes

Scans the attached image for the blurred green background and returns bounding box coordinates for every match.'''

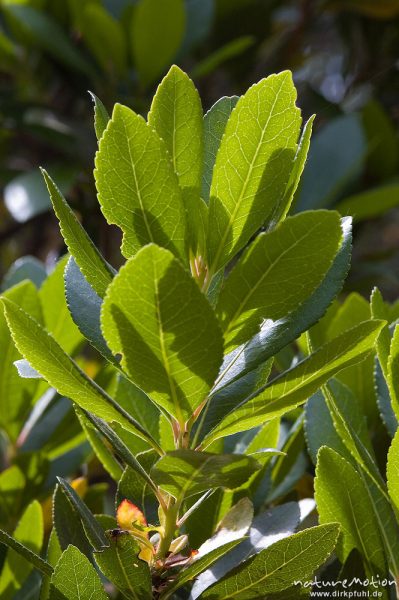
[1,0,399,296]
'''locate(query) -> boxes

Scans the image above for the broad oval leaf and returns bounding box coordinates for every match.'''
[216,210,342,351]
[207,71,302,275]
[148,65,203,193]
[50,545,108,600]
[315,447,387,575]
[150,449,261,501]
[201,319,385,446]
[94,531,152,600]
[101,244,224,423]
[94,104,186,260]
[202,96,239,203]
[200,523,340,599]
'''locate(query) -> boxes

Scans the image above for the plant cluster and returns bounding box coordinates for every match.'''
[0,66,399,599]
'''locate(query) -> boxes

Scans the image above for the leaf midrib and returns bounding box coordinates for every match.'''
[209,76,286,275]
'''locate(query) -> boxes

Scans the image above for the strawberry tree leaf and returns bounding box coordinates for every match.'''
[150,449,261,501]
[0,280,42,441]
[1,298,159,449]
[89,92,109,141]
[190,502,301,599]
[148,65,203,193]
[201,319,385,446]
[216,210,342,351]
[101,244,224,424]
[94,531,152,600]
[387,324,399,420]
[269,115,314,227]
[211,217,352,395]
[200,523,340,599]
[387,428,399,518]
[0,501,44,596]
[207,71,302,276]
[39,255,82,354]
[202,96,239,203]
[42,169,114,298]
[64,257,116,363]
[50,545,108,600]
[0,528,52,577]
[160,539,243,600]
[315,447,387,574]
[56,477,109,551]
[95,104,186,260]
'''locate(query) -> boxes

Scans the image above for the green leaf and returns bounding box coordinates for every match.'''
[81,3,127,75]
[387,325,399,421]
[363,100,399,179]
[131,0,185,88]
[2,5,93,74]
[56,478,109,551]
[371,286,391,380]
[0,465,25,526]
[209,217,352,395]
[202,319,385,446]
[216,210,342,351]
[94,531,152,600]
[207,71,302,276]
[200,523,340,599]
[202,96,239,204]
[116,452,159,525]
[315,447,388,577]
[39,255,82,354]
[269,115,314,227]
[95,103,186,260]
[148,65,203,193]
[0,501,44,596]
[0,280,42,441]
[2,256,46,291]
[64,257,116,364]
[0,527,52,578]
[387,428,399,518]
[53,484,93,557]
[150,449,261,501]
[336,184,399,222]
[190,502,301,599]
[305,380,369,464]
[89,92,110,141]
[76,408,123,481]
[1,298,158,448]
[5,166,77,224]
[42,169,114,299]
[101,244,224,423]
[82,412,160,498]
[160,539,243,599]
[50,545,108,600]
[191,36,254,80]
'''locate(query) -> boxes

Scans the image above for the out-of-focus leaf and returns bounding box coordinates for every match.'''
[131,0,185,88]
[191,36,254,79]
[295,114,366,211]
[2,256,47,291]
[336,184,399,222]
[5,167,77,223]
[363,100,399,178]
[180,0,214,52]
[81,3,127,75]
[0,501,44,596]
